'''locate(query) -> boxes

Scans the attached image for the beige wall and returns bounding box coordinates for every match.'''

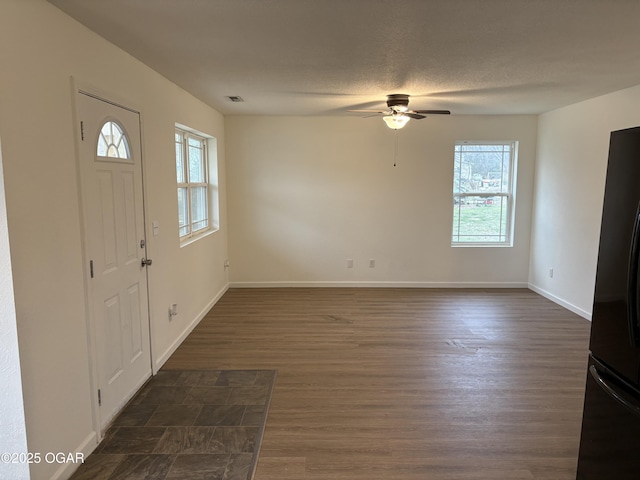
[0,1,228,478]
[226,115,537,286]
[530,84,640,318]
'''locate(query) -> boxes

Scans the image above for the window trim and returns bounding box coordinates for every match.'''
[176,127,212,242]
[451,141,517,247]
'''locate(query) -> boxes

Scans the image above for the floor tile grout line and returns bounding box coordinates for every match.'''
[160,453,179,480]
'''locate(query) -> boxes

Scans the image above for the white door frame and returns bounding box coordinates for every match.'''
[71,78,156,440]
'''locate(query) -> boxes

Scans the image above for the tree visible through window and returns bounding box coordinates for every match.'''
[452,142,517,245]
[176,128,209,238]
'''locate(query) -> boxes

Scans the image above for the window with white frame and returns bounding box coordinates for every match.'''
[452,141,517,246]
[176,128,210,239]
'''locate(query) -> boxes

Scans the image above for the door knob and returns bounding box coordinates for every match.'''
[141,258,153,267]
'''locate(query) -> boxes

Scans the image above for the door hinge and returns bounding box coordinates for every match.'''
[80,121,84,141]
[97,389,102,406]
[89,260,94,278]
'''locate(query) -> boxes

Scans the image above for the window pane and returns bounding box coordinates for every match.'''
[117,139,128,158]
[176,141,185,183]
[97,136,108,156]
[192,220,208,232]
[453,145,510,195]
[109,122,121,146]
[177,187,189,236]
[499,146,511,193]
[98,121,130,159]
[188,139,204,183]
[190,186,208,232]
[452,195,508,243]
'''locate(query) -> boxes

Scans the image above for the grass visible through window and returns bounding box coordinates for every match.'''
[452,201,507,243]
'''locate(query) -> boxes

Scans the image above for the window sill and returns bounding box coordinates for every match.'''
[451,242,513,248]
[180,226,219,248]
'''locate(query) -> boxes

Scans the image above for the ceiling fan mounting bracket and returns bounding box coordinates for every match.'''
[386,94,410,110]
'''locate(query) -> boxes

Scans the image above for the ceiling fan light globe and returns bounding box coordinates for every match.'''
[383,115,410,129]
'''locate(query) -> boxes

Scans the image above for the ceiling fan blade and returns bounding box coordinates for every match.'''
[405,112,426,120]
[413,109,451,115]
[348,109,388,114]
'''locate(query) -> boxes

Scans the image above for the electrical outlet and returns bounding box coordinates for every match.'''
[369,259,376,268]
[347,259,353,268]
[549,268,554,278]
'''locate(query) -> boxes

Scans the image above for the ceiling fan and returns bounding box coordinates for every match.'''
[349,94,450,129]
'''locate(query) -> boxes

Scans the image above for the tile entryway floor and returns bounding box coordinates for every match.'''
[70,370,276,480]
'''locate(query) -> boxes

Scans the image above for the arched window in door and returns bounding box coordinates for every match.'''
[97,120,131,159]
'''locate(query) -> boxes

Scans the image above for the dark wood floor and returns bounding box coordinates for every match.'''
[164,288,592,480]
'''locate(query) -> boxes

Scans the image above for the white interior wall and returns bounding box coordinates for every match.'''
[226,115,537,286]
[529,84,640,318]
[0,2,228,479]
[0,140,30,480]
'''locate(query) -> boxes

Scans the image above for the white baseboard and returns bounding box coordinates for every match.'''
[528,283,592,320]
[153,283,229,372]
[230,281,529,288]
[49,431,97,480]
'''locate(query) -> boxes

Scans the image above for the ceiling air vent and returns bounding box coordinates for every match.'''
[226,96,244,103]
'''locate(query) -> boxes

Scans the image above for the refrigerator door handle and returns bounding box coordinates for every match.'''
[589,364,640,417]
[627,210,640,347]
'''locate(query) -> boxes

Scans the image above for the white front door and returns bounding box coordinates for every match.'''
[76,92,152,430]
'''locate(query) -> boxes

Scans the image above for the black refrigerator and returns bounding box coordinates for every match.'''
[576,126,640,479]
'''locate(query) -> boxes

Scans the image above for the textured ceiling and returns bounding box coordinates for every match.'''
[48,0,640,116]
